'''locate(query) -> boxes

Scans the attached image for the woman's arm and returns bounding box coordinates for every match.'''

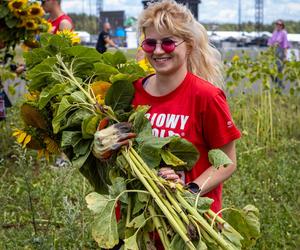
[192,140,237,195]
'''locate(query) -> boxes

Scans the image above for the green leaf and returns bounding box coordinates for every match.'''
[168,137,199,171]
[169,234,190,250]
[69,90,87,103]
[39,33,52,47]
[72,144,92,169]
[24,48,51,69]
[52,96,73,133]
[160,149,187,168]
[102,50,127,67]
[94,62,119,81]
[82,115,101,139]
[118,63,146,82]
[183,191,213,214]
[74,139,92,156]
[5,16,18,28]
[208,149,233,169]
[61,131,82,148]
[45,35,71,55]
[63,46,102,63]
[109,177,128,204]
[60,109,92,130]
[85,192,119,249]
[124,233,139,250]
[129,105,151,136]
[105,80,135,112]
[226,205,260,249]
[39,84,66,109]
[138,136,173,168]
[0,6,9,18]
[127,213,146,229]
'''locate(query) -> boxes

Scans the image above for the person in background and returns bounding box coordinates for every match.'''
[96,22,118,54]
[41,0,73,34]
[267,19,290,88]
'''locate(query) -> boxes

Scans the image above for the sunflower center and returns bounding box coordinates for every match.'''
[12,1,23,9]
[30,8,40,15]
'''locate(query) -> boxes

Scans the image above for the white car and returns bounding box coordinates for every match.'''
[74,31,91,44]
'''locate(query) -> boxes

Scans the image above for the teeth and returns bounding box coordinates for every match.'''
[154,58,170,62]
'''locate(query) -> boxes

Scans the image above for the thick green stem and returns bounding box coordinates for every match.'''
[175,192,237,250]
[130,148,190,225]
[128,150,188,234]
[121,150,196,250]
[148,204,170,249]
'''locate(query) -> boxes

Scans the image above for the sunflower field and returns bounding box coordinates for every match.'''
[0,17,300,249]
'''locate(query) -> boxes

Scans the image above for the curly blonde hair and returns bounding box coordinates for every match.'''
[138,0,224,88]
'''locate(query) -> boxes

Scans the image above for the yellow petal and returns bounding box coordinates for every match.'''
[22,134,32,148]
[12,130,22,136]
[17,132,27,143]
[37,149,44,159]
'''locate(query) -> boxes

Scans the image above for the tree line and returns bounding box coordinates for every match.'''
[67,13,300,35]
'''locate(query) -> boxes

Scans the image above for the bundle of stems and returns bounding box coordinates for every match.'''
[122,147,241,250]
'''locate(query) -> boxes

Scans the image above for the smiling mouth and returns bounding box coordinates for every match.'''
[153,57,171,62]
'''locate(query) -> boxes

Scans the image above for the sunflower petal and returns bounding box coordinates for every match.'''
[17,132,27,143]
[22,134,32,148]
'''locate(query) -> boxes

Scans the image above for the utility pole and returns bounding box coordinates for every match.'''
[238,0,241,31]
[255,0,263,33]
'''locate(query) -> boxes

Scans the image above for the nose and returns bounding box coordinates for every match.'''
[153,42,165,54]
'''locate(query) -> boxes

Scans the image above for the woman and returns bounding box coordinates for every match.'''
[267,19,290,88]
[96,0,241,214]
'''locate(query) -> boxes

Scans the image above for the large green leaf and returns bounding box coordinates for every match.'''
[63,46,102,63]
[129,105,151,136]
[61,131,82,148]
[24,48,51,69]
[52,96,73,133]
[118,63,146,82]
[39,83,66,109]
[5,16,18,28]
[208,149,233,169]
[85,192,119,249]
[81,115,101,139]
[60,109,91,130]
[0,6,9,18]
[226,205,260,249]
[183,191,213,214]
[127,213,145,229]
[102,50,127,67]
[105,80,135,112]
[45,35,71,55]
[138,136,173,168]
[109,177,128,204]
[168,137,199,171]
[74,139,92,157]
[124,233,139,250]
[160,149,187,168]
[93,62,119,81]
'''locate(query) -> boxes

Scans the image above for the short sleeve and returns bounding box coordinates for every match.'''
[203,91,241,148]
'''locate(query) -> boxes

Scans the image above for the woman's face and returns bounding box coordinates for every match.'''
[143,26,188,75]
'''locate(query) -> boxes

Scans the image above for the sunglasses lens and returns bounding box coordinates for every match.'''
[142,39,156,53]
[161,39,176,53]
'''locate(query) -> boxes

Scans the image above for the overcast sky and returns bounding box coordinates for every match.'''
[61,0,300,24]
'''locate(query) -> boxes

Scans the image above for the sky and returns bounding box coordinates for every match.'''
[61,0,300,24]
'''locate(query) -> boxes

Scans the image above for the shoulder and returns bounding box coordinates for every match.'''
[59,18,73,30]
[187,72,224,101]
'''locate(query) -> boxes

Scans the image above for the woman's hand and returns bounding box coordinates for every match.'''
[158,167,184,185]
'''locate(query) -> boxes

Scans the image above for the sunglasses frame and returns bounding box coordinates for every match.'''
[141,38,185,54]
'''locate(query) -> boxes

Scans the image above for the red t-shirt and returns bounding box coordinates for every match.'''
[48,14,73,34]
[132,72,241,213]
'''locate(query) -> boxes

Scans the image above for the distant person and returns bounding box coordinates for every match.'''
[41,0,74,34]
[268,19,290,88]
[96,22,118,54]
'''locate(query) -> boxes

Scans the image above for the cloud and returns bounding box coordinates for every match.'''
[60,0,300,23]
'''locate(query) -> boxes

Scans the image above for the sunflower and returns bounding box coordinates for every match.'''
[39,18,52,33]
[12,128,32,148]
[27,3,44,17]
[44,137,60,154]
[57,29,81,45]
[24,91,40,101]
[24,18,38,30]
[232,55,240,62]
[7,0,28,12]
[13,8,28,19]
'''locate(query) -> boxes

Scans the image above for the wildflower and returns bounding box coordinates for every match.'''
[27,3,44,17]
[232,55,240,62]
[57,29,81,45]
[7,0,28,12]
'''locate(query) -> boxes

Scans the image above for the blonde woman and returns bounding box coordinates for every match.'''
[95,2,241,248]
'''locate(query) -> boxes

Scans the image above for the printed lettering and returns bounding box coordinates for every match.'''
[166,114,180,129]
[180,115,189,130]
[156,114,166,127]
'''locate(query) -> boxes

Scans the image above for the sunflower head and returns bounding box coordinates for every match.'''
[24,39,40,48]
[28,3,44,17]
[13,8,28,18]
[57,30,81,45]
[8,0,28,12]
[39,18,52,33]
[20,103,48,130]
[24,18,38,30]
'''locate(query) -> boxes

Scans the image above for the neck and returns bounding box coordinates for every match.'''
[150,65,188,96]
[49,7,64,20]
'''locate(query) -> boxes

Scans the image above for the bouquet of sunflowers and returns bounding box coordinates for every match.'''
[14,33,260,249]
[0,0,51,50]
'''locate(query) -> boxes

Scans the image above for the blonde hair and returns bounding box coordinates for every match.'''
[138,0,224,88]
